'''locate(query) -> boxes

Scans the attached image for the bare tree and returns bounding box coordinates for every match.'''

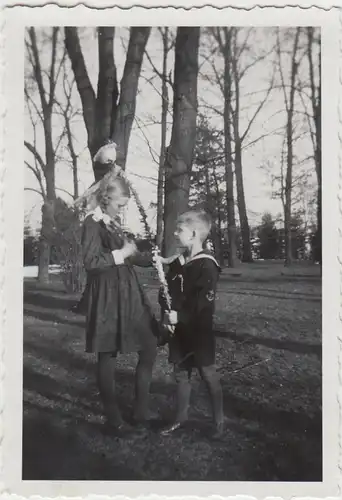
[143,28,174,248]
[203,28,275,264]
[164,27,200,255]
[306,27,321,265]
[277,28,301,266]
[54,59,82,200]
[230,28,275,262]
[212,27,238,267]
[65,27,151,171]
[25,27,65,282]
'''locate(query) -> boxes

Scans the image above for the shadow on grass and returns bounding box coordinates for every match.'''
[214,329,322,358]
[23,403,144,480]
[22,276,322,481]
[23,335,321,480]
[23,302,322,360]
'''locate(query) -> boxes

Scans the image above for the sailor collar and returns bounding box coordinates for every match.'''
[178,252,220,269]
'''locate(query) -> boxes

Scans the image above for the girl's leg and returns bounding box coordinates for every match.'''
[134,344,157,421]
[199,364,225,430]
[97,351,123,427]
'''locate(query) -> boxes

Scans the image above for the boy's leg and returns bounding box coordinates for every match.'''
[97,351,124,427]
[134,343,157,422]
[199,364,225,432]
[160,366,192,435]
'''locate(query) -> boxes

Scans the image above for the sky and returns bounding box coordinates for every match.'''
[24,26,319,235]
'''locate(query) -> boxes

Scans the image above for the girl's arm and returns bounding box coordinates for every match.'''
[82,217,135,270]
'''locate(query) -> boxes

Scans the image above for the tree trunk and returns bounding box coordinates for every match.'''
[38,200,55,283]
[156,28,169,249]
[65,27,96,154]
[222,28,238,267]
[231,30,253,263]
[65,27,150,172]
[96,27,118,152]
[212,165,224,266]
[164,27,200,256]
[112,27,151,168]
[234,139,252,262]
[284,29,300,266]
[307,27,321,266]
[28,28,58,283]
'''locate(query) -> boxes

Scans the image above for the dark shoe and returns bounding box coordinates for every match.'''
[160,421,185,436]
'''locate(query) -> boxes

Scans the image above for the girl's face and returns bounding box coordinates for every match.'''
[174,223,194,248]
[106,193,129,218]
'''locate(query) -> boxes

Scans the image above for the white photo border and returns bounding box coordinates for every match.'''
[0,3,340,499]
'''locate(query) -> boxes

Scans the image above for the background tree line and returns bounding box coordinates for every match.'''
[24,26,321,287]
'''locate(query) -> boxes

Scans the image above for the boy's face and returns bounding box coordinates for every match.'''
[174,222,195,248]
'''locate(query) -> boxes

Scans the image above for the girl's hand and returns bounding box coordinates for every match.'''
[122,240,137,259]
[165,310,178,325]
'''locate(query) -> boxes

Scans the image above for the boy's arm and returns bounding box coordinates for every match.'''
[178,261,219,326]
[128,250,153,268]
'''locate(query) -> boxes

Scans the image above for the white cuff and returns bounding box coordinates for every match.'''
[112,250,125,265]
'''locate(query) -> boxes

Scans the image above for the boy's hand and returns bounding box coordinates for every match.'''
[162,323,175,334]
[165,310,178,325]
[153,253,181,266]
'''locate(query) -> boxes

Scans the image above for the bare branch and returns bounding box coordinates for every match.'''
[240,69,275,143]
[25,161,46,198]
[24,140,46,173]
[24,187,45,198]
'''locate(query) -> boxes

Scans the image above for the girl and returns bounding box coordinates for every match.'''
[81,174,159,437]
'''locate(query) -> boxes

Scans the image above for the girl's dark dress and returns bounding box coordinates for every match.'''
[82,214,158,354]
[160,252,221,369]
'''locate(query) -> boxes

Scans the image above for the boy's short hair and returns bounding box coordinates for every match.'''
[177,209,212,243]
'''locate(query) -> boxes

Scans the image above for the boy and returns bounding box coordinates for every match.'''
[158,209,225,437]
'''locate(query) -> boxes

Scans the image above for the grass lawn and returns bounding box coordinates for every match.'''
[23,261,322,481]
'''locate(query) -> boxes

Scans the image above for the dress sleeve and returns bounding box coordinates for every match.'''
[178,260,219,326]
[128,251,153,268]
[82,217,116,271]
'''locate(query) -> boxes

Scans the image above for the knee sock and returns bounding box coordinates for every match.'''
[97,352,123,426]
[174,369,192,423]
[200,365,224,426]
[134,347,156,419]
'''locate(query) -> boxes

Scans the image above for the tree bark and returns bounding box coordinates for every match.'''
[96,27,118,152]
[164,27,200,256]
[112,27,151,168]
[307,27,321,265]
[222,27,238,267]
[27,28,58,283]
[156,28,169,249]
[283,29,300,266]
[65,27,96,153]
[231,29,253,263]
[211,164,224,266]
[65,27,150,170]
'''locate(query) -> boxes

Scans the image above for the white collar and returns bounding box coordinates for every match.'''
[86,206,112,225]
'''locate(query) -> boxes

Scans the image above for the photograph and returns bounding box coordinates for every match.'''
[1,3,340,498]
[22,23,324,482]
